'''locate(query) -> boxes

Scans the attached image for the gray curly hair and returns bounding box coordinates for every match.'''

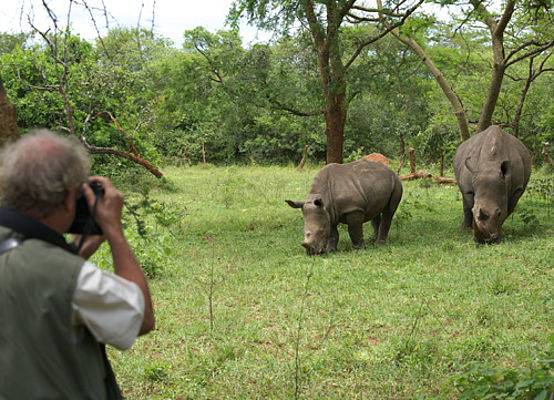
[0,129,91,218]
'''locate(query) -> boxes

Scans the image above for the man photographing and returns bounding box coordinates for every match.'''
[0,130,155,399]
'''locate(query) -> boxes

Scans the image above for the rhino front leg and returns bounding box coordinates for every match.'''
[461,192,474,229]
[327,225,339,252]
[346,212,365,250]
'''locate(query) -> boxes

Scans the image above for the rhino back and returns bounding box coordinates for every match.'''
[309,160,400,223]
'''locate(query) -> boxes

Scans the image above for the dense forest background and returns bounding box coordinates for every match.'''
[0,0,553,172]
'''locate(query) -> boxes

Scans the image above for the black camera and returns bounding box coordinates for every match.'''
[68,182,104,234]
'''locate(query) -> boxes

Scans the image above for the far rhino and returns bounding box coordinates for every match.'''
[453,125,531,244]
[286,159,403,255]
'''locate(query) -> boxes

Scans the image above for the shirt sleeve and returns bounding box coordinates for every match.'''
[72,261,145,350]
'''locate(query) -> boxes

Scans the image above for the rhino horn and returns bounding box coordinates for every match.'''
[477,208,489,221]
[286,200,305,209]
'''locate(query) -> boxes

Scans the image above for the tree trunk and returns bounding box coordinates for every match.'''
[477,61,506,132]
[303,0,348,164]
[0,74,20,146]
[325,91,347,164]
[474,0,515,133]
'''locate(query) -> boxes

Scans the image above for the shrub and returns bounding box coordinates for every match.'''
[449,335,554,400]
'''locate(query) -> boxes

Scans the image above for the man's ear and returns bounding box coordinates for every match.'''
[64,187,79,213]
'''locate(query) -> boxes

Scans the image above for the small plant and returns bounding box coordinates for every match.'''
[514,206,541,228]
[144,361,171,383]
[195,235,227,333]
[217,167,247,209]
[344,147,366,163]
[449,335,554,400]
[527,176,554,203]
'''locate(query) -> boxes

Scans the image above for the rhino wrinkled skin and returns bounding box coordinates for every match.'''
[286,159,403,255]
[453,125,531,244]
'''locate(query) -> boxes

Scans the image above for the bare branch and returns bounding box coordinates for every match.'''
[151,0,156,38]
[80,0,109,56]
[41,0,59,32]
[345,0,424,71]
[82,112,163,177]
[506,39,554,67]
[267,96,324,117]
[22,1,164,178]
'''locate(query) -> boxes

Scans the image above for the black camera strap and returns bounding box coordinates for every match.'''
[0,207,77,254]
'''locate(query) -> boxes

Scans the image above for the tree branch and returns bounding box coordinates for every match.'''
[344,0,424,71]
[82,112,163,177]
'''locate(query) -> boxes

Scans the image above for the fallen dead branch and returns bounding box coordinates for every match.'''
[297,145,310,170]
[399,147,457,184]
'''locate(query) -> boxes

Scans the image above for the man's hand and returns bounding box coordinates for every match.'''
[73,234,105,259]
[80,176,155,335]
[81,176,125,239]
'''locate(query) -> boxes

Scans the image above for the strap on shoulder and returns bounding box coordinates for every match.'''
[0,207,77,254]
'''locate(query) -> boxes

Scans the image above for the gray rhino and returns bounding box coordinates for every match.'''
[286,159,403,255]
[453,125,531,243]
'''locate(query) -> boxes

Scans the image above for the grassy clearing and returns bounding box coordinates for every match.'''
[96,163,553,399]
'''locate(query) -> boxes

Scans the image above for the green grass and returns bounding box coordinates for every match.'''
[96,163,553,399]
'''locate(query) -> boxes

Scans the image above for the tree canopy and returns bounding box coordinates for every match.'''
[0,0,553,168]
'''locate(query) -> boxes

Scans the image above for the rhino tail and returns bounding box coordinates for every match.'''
[386,177,403,215]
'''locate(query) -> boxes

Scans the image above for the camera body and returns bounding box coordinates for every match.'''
[68,182,104,234]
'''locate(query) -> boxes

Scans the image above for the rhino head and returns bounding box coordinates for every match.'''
[466,158,511,244]
[286,197,330,255]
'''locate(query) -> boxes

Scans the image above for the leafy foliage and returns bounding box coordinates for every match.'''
[449,335,554,400]
[1,0,553,166]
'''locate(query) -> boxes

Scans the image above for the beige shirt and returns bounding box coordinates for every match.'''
[71,262,145,350]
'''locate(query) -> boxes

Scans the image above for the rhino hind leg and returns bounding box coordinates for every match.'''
[376,183,402,244]
[371,215,381,241]
[376,211,394,244]
[345,212,365,250]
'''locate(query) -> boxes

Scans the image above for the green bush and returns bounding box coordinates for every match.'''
[449,335,554,400]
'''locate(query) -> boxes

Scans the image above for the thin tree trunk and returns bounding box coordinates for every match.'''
[513,49,553,137]
[376,0,470,141]
[0,74,20,146]
[404,35,470,141]
[512,73,532,138]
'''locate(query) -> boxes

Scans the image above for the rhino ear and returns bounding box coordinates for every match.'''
[500,160,510,178]
[286,200,304,209]
[464,157,475,173]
